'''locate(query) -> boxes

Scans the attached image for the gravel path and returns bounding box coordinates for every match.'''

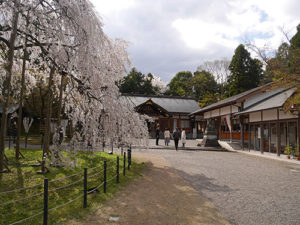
[69,152,229,225]
[134,149,300,225]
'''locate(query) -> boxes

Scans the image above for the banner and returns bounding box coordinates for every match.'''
[225,115,232,132]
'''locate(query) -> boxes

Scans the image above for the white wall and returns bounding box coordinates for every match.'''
[263,109,277,121]
[231,105,239,113]
[211,109,220,117]
[204,111,211,119]
[249,112,261,122]
[220,106,230,115]
[279,110,298,119]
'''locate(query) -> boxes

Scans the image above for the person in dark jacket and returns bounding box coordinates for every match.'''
[155,125,160,145]
[173,128,180,150]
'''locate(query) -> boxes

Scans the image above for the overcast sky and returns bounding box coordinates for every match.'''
[90,0,300,83]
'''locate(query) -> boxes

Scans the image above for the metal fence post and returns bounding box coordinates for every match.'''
[103,161,107,193]
[83,168,87,208]
[127,149,131,170]
[116,157,119,184]
[123,152,126,176]
[41,134,44,149]
[43,178,48,225]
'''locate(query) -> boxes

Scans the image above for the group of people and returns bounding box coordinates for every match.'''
[155,127,186,150]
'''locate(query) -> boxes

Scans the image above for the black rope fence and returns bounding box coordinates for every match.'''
[0,148,132,225]
[49,171,82,183]
[0,191,44,207]
[0,182,44,194]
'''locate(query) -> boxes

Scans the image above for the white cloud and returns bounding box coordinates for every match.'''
[172,19,239,50]
[90,0,300,82]
[91,0,136,15]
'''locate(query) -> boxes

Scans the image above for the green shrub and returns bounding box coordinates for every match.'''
[284,145,293,156]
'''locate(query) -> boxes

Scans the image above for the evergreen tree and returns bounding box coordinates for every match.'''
[192,70,220,106]
[271,24,300,111]
[118,68,163,95]
[226,44,263,97]
[166,71,193,96]
[290,24,300,49]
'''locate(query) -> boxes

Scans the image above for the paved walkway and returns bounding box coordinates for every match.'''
[9,138,300,165]
[70,153,229,225]
[134,149,300,225]
[218,140,300,165]
[142,139,300,165]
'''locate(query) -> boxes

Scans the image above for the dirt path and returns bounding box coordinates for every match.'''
[69,153,230,225]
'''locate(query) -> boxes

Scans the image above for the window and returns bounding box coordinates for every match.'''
[232,119,240,132]
[280,122,287,153]
[243,118,249,132]
[288,121,298,149]
[270,123,277,153]
[180,120,190,129]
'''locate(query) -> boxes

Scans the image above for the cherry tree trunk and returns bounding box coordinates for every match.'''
[0,0,20,171]
[16,28,28,159]
[57,74,65,129]
[42,66,55,157]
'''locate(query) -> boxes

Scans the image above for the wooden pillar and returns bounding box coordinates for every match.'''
[260,111,263,154]
[230,106,233,143]
[268,122,271,153]
[248,123,251,151]
[240,116,244,150]
[230,115,233,143]
[298,117,300,156]
[276,121,280,156]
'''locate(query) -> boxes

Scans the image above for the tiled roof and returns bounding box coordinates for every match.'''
[243,88,286,108]
[124,95,200,114]
[236,88,295,114]
[191,83,272,115]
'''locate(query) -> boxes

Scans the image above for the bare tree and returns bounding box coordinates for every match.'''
[197,58,230,83]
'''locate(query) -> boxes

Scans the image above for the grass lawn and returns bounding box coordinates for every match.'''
[0,148,146,225]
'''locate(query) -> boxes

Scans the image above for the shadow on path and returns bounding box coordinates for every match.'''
[174,170,232,201]
[69,156,230,225]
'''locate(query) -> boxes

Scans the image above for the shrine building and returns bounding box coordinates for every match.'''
[124,94,200,138]
[190,83,300,156]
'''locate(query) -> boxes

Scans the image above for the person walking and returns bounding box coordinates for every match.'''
[155,125,160,145]
[173,128,180,151]
[164,128,170,146]
[181,129,186,148]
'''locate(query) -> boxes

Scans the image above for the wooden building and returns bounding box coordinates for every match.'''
[124,94,200,138]
[190,84,300,156]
